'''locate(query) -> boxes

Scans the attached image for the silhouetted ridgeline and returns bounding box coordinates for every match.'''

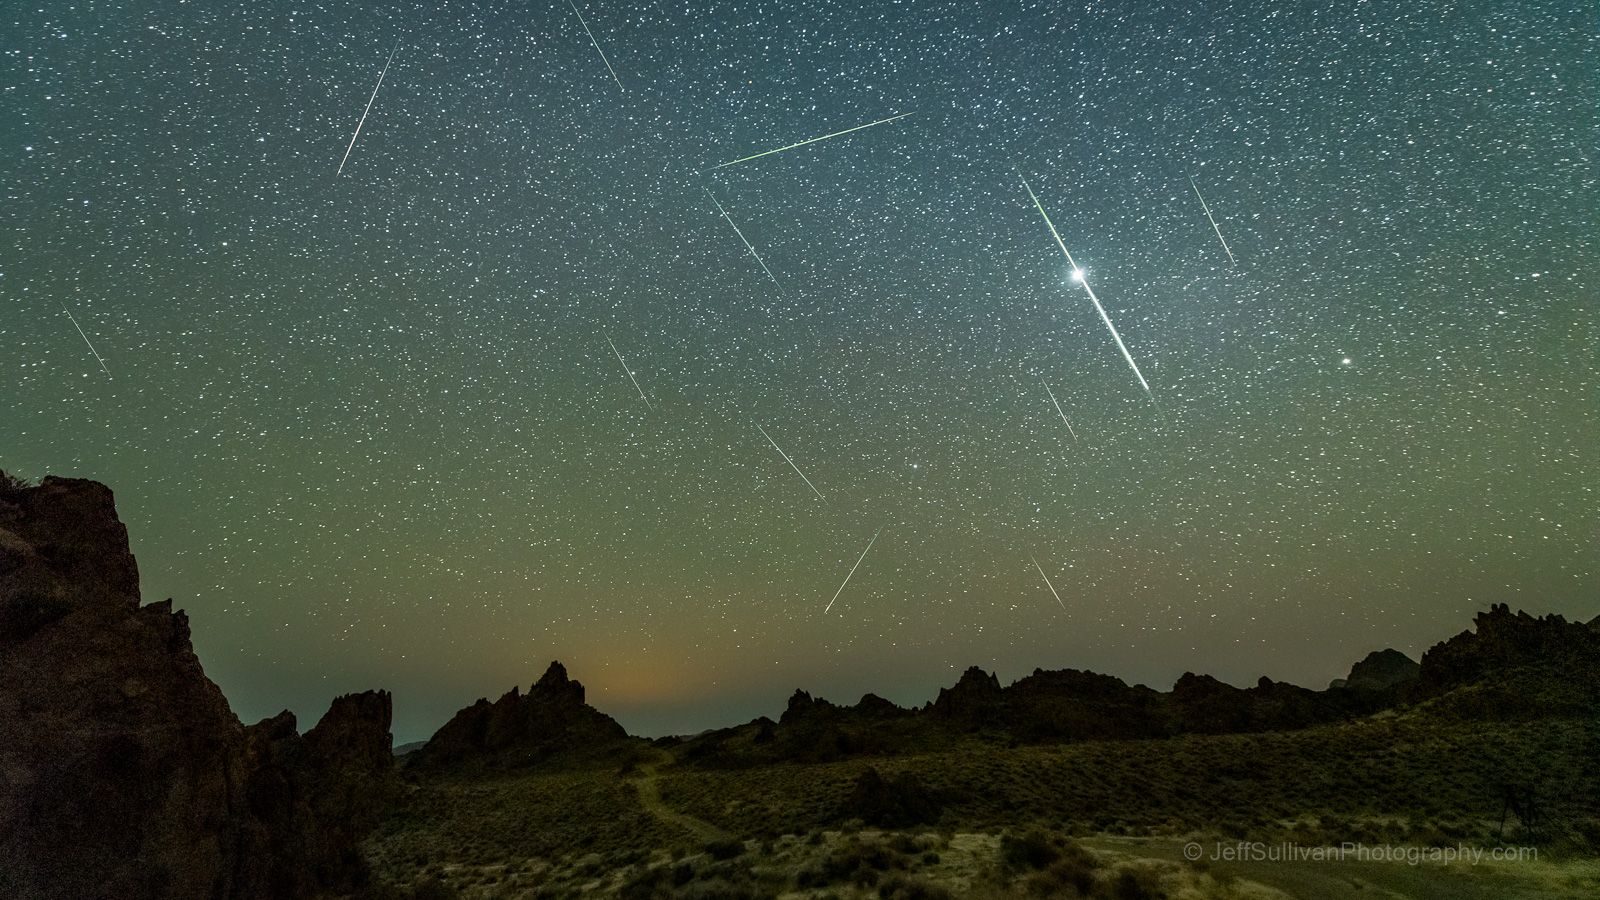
[655,607,1600,769]
[0,473,396,900]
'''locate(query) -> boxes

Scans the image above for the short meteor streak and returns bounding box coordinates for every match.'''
[709,112,914,170]
[754,421,825,502]
[604,333,653,410]
[62,304,110,377]
[1041,379,1077,440]
[707,189,785,297]
[1020,174,1160,411]
[566,0,622,91]
[1028,552,1066,610]
[826,522,888,613]
[337,40,400,176]
[1189,176,1236,266]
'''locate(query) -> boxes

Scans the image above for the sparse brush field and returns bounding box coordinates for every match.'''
[359,714,1598,899]
[659,716,1595,840]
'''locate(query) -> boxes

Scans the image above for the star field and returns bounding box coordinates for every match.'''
[3,0,1594,742]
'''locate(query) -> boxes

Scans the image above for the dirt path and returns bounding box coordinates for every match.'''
[629,750,732,844]
[1083,837,1563,900]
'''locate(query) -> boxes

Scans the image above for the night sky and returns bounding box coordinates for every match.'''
[4,1,1594,744]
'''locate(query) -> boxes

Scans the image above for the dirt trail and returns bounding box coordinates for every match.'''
[1083,837,1563,900]
[629,749,732,844]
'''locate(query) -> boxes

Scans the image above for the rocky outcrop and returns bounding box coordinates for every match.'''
[412,661,630,767]
[0,473,394,900]
[1342,649,1421,691]
[930,666,1003,722]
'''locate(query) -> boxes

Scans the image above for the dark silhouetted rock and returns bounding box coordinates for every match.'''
[1343,649,1421,691]
[931,666,1002,722]
[0,472,394,900]
[413,661,629,767]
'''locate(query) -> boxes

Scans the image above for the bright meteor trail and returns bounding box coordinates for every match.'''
[1020,174,1160,410]
[604,333,653,410]
[1028,553,1066,609]
[1041,379,1077,440]
[566,0,623,91]
[825,522,888,613]
[754,422,825,502]
[1189,176,1236,266]
[61,304,110,377]
[709,112,914,170]
[337,40,399,176]
[707,189,785,298]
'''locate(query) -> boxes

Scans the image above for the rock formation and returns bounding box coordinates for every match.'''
[0,473,394,900]
[411,660,630,768]
[1341,649,1421,691]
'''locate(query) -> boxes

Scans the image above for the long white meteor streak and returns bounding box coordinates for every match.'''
[826,522,888,613]
[604,333,653,410]
[1020,174,1159,409]
[1189,176,1236,266]
[706,189,786,297]
[338,41,400,176]
[1028,552,1066,609]
[1040,379,1077,440]
[62,304,110,377]
[567,0,623,91]
[710,112,914,170]
[754,422,825,502]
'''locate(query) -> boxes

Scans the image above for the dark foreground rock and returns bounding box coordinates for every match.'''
[0,473,394,900]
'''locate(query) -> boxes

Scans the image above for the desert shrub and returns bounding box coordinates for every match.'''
[1001,829,1061,871]
[706,837,745,860]
[679,878,755,900]
[620,865,672,900]
[413,876,459,900]
[847,769,944,827]
[888,833,922,855]
[1102,867,1163,900]
[878,872,953,900]
[1025,841,1098,896]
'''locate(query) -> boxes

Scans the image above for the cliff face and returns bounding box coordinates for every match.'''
[0,474,394,900]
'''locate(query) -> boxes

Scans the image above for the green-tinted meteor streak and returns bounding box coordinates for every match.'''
[1189,176,1236,266]
[1020,174,1161,412]
[826,522,889,613]
[709,112,914,170]
[1041,378,1077,440]
[605,332,653,410]
[754,421,825,502]
[1028,552,1066,609]
[706,189,786,298]
[567,0,622,91]
[61,304,111,377]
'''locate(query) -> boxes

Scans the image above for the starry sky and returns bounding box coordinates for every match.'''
[4,0,1595,743]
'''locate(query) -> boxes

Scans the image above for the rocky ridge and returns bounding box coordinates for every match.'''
[0,473,395,900]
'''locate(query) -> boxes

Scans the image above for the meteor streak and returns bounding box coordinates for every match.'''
[706,189,785,297]
[1028,552,1066,609]
[337,40,399,176]
[754,421,825,502]
[566,0,623,91]
[1041,379,1077,440]
[826,522,888,613]
[1189,176,1236,266]
[604,332,653,410]
[709,112,914,170]
[61,304,110,377]
[1020,174,1160,411]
